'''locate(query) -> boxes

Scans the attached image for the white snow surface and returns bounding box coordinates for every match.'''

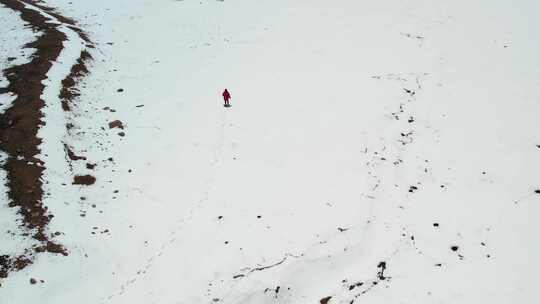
[1,0,540,303]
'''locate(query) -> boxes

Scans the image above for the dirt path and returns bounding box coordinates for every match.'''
[0,0,93,281]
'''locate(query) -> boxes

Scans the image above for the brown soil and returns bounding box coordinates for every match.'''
[0,256,10,278]
[73,175,96,185]
[19,0,93,47]
[60,50,92,111]
[64,143,86,161]
[109,119,124,129]
[320,296,332,304]
[0,0,93,280]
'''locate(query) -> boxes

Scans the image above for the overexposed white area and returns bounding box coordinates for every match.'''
[1,0,540,303]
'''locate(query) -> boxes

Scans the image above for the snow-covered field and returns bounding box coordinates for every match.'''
[1,0,540,303]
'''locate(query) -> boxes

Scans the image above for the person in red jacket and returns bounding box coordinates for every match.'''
[222,89,231,107]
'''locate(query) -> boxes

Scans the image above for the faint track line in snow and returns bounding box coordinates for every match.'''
[400,32,425,47]
[232,253,302,279]
[212,72,431,301]
[359,246,406,298]
[105,108,231,302]
[307,72,434,303]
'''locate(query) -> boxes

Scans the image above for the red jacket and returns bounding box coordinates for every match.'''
[222,89,231,101]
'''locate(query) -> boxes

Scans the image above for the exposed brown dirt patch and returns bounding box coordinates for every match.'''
[35,241,69,255]
[0,0,93,280]
[64,143,86,161]
[109,119,124,129]
[19,0,93,47]
[320,296,332,304]
[60,50,92,111]
[73,175,96,185]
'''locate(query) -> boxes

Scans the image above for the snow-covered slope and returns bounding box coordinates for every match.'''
[1,0,540,303]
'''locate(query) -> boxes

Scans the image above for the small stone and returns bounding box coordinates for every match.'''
[320,296,332,304]
[108,120,124,129]
[73,175,96,185]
